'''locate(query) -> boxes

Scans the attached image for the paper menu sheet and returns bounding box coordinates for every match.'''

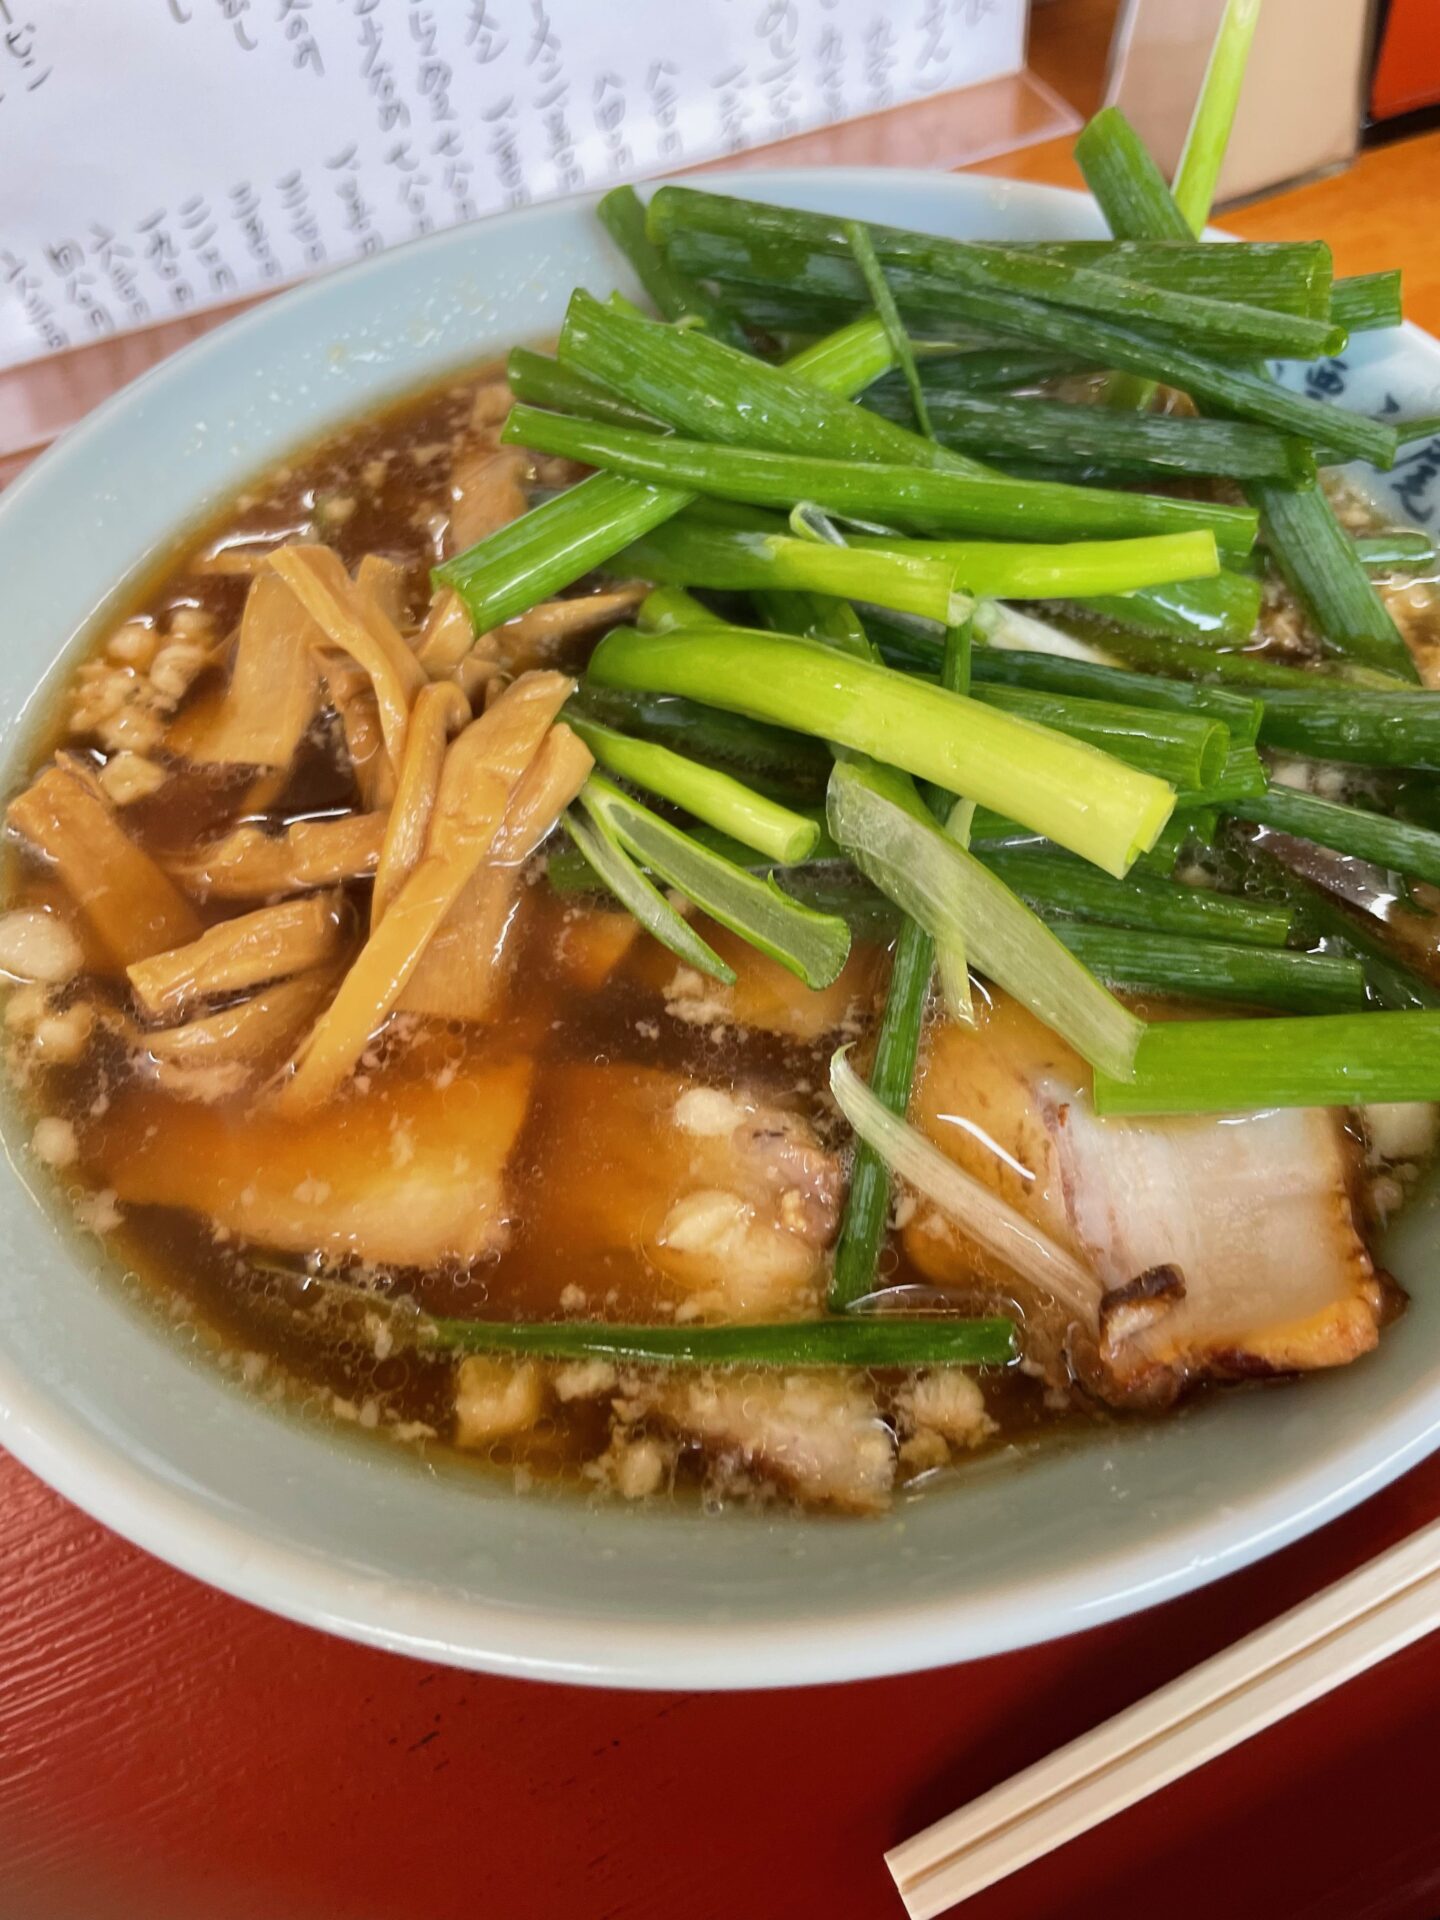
[0,0,1026,371]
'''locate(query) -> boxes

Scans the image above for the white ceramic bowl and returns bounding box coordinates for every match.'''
[2,170,1439,1690]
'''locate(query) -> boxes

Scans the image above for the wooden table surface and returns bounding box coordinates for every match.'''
[5,60,1440,1920]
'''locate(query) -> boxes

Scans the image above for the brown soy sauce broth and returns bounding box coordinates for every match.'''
[3,356,1435,1514]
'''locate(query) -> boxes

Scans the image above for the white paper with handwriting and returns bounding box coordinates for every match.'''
[0,0,1024,369]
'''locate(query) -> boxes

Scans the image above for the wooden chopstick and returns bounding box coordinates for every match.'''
[887,1514,1440,1918]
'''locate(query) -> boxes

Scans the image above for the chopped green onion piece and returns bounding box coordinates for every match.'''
[636,585,727,632]
[1253,684,1440,770]
[589,622,1176,877]
[559,288,990,476]
[645,190,1341,357]
[572,683,829,796]
[1093,1011,1440,1115]
[830,914,936,1311]
[968,645,1263,744]
[978,845,1293,946]
[429,1309,1019,1369]
[1173,0,1261,234]
[861,388,1315,487]
[568,716,820,865]
[851,530,1220,601]
[830,1048,1101,1322]
[1052,922,1364,1014]
[1247,483,1419,681]
[615,518,965,624]
[1067,568,1262,642]
[500,403,1258,552]
[1328,272,1403,335]
[972,683,1230,790]
[563,802,733,983]
[845,218,932,436]
[828,758,1145,1079]
[597,184,751,349]
[584,773,851,987]
[506,346,661,431]
[1227,783,1440,888]
[434,470,688,632]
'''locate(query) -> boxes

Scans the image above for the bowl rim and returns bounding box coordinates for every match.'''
[2,164,1438,1691]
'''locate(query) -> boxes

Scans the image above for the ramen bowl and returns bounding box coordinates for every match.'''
[1,168,1438,1689]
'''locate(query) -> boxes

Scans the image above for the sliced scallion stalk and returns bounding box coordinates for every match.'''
[615,519,966,624]
[845,218,932,435]
[584,773,851,987]
[597,184,751,349]
[1093,1011,1440,1115]
[828,758,1145,1079]
[568,716,820,865]
[429,1308,1019,1369]
[1052,922,1365,1014]
[1227,783,1440,887]
[977,845,1293,946]
[563,802,733,983]
[830,1049,1102,1322]
[500,404,1257,551]
[850,530,1220,602]
[589,622,1176,877]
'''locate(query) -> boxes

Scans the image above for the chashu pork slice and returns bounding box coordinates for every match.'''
[903,991,1391,1405]
[519,1062,841,1320]
[92,1052,533,1268]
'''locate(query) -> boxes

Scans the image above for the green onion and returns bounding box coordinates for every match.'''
[568,716,820,865]
[430,1308,1018,1369]
[779,868,901,942]
[572,683,830,795]
[845,219,932,435]
[647,191,1340,356]
[1227,783,1440,887]
[506,346,661,430]
[1093,1010,1440,1115]
[1173,0,1261,233]
[614,518,965,623]
[1077,105,1418,680]
[851,530,1220,601]
[830,1049,1102,1322]
[635,585,727,632]
[1075,108,1195,241]
[559,287,990,477]
[781,313,899,392]
[589,622,1176,876]
[828,758,1144,1078]
[583,773,851,987]
[652,187,1331,312]
[967,645,1263,743]
[434,470,688,632]
[830,913,937,1310]
[1246,482,1418,681]
[861,388,1316,486]
[1349,531,1437,571]
[1254,685,1440,769]
[1179,741,1267,807]
[754,589,875,658]
[971,683,1230,789]
[500,403,1257,551]
[1330,273,1403,335]
[1070,568,1262,641]
[829,622,972,1311]
[597,184,751,349]
[978,845,1293,945]
[1052,922,1364,1013]
[438,315,895,631]
[563,802,733,982]
[867,344,1095,395]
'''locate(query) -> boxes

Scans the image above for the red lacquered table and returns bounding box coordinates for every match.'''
[2,1449,1439,1920]
[7,107,1440,1920]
